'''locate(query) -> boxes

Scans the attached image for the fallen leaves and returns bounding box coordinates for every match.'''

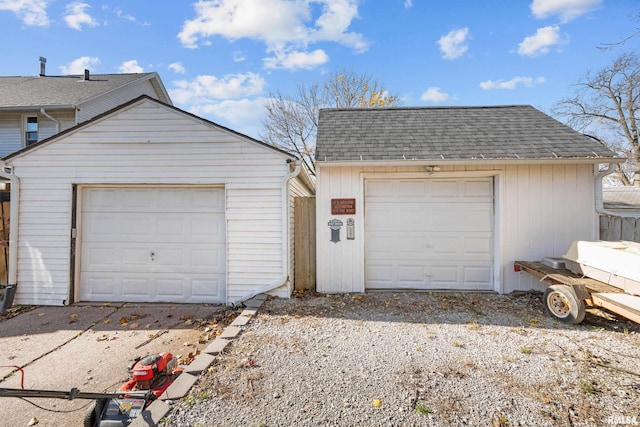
[96,334,118,342]
[372,398,382,407]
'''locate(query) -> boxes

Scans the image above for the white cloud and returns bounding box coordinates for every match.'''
[191,97,267,139]
[168,62,186,74]
[480,76,546,90]
[264,49,329,70]
[437,27,469,60]
[177,0,367,70]
[169,72,266,105]
[531,0,601,22]
[0,0,50,26]
[404,0,413,8]
[420,87,450,103]
[232,51,246,62]
[518,25,562,56]
[64,2,98,31]
[59,56,99,74]
[118,60,144,73]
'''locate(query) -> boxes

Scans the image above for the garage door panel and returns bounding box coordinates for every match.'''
[79,187,226,303]
[365,178,494,291]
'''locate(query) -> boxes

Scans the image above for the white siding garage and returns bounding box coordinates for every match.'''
[3,96,315,306]
[79,187,226,303]
[365,178,493,290]
[315,106,620,295]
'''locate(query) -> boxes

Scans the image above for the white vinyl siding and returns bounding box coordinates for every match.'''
[9,99,295,305]
[316,164,597,294]
[77,79,160,123]
[0,110,75,156]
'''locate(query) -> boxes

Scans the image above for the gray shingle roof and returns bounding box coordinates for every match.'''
[603,187,640,210]
[315,105,619,162]
[0,73,166,108]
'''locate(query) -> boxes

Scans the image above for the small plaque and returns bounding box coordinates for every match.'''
[331,198,356,215]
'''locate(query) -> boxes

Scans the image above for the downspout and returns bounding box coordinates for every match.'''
[595,163,617,216]
[232,159,302,305]
[40,108,60,134]
[0,164,20,311]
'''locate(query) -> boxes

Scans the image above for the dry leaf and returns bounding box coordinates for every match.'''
[119,317,128,325]
[372,399,382,407]
[129,322,140,329]
[27,417,38,426]
[102,318,112,324]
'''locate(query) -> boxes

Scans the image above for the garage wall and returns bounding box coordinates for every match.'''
[316,163,597,294]
[8,99,295,305]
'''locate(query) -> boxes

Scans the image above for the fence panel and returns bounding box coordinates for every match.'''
[599,215,640,243]
[294,197,316,291]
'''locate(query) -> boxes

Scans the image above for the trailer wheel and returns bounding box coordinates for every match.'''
[543,285,586,324]
[83,398,107,427]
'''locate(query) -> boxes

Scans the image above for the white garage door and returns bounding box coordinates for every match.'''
[365,178,494,290]
[79,187,226,303]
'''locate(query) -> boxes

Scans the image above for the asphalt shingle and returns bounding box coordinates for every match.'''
[315,105,619,162]
[0,73,160,108]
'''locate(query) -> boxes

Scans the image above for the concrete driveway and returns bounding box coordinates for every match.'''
[0,303,230,426]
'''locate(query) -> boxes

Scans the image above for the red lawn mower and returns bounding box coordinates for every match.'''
[0,352,183,426]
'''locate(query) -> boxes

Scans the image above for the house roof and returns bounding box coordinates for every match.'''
[3,95,297,162]
[0,72,171,109]
[603,187,640,210]
[315,105,620,163]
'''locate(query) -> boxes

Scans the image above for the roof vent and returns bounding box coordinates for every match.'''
[39,57,46,76]
[83,69,90,81]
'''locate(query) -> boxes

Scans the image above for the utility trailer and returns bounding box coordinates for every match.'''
[514,260,640,325]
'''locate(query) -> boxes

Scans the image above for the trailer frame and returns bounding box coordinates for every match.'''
[514,260,640,325]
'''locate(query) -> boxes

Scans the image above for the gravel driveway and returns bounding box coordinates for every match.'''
[164,292,640,427]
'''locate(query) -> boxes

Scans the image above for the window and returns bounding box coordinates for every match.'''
[25,116,38,146]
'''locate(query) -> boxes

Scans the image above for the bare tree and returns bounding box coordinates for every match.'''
[553,52,640,186]
[261,69,400,175]
[597,13,639,50]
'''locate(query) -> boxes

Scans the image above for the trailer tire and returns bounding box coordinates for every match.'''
[83,398,107,427]
[543,285,586,324]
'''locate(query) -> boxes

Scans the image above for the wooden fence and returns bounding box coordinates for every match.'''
[0,192,9,285]
[599,215,640,243]
[294,197,316,291]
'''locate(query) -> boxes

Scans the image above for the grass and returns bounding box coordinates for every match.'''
[579,380,602,395]
[414,403,433,416]
[520,346,532,355]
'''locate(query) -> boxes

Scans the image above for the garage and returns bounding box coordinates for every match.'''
[3,96,314,307]
[365,177,494,290]
[78,186,226,303]
[315,106,617,294]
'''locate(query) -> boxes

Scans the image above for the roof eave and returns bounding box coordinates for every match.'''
[0,104,75,111]
[315,157,625,168]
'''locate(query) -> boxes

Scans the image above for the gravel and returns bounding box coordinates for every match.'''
[163,292,640,427]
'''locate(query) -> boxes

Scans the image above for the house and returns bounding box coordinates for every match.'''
[1,95,314,306]
[602,187,640,218]
[314,105,622,294]
[0,60,171,157]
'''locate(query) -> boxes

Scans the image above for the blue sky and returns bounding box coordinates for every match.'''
[1,0,639,139]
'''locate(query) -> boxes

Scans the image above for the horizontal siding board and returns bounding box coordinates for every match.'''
[9,98,301,305]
